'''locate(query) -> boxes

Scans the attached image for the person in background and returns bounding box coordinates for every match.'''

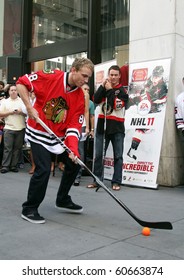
[0,82,6,145]
[87,65,129,191]
[21,91,36,174]
[0,84,26,173]
[175,77,184,136]
[0,81,10,98]
[0,113,5,167]
[16,57,94,224]
[89,98,95,137]
[0,81,9,166]
[0,81,5,94]
[0,118,4,145]
[74,83,95,186]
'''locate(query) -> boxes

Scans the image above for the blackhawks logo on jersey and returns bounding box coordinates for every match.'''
[42,69,55,74]
[43,96,69,123]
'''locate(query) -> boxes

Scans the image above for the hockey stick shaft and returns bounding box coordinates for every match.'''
[37,118,172,230]
[102,97,107,181]
[95,97,107,192]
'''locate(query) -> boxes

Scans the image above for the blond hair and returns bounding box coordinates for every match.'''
[71,57,94,72]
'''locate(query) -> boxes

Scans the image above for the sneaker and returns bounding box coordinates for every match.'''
[55,201,83,213]
[10,167,19,172]
[1,167,9,174]
[18,163,24,169]
[21,212,45,224]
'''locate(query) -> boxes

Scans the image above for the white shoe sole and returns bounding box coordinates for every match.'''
[21,214,45,224]
[55,205,83,214]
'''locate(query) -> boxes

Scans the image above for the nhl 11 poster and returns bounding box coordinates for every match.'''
[122,58,171,189]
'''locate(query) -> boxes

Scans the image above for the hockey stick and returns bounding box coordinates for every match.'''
[37,117,173,230]
[96,97,107,192]
[102,97,107,181]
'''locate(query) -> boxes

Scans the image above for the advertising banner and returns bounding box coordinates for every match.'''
[94,60,116,91]
[103,58,171,189]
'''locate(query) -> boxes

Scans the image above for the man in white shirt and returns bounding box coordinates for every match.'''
[0,84,26,173]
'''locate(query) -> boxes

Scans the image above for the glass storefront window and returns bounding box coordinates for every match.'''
[31,52,87,73]
[3,0,22,55]
[0,2,4,58]
[65,52,87,71]
[32,0,88,47]
[0,0,22,82]
[31,0,129,64]
[0,1,5,81]
[100,0,129,62]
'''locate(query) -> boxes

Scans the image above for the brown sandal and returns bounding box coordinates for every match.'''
[112,184,121,191]
[58,162,65,171]
[87,183,97,188]
[29,167,35,174]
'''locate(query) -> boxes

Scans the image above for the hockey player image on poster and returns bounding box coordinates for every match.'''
[127,65,167,160]
[123,58,171,189]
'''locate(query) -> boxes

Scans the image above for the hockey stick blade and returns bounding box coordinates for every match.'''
[80,165,172,230]
[37,118,173,230]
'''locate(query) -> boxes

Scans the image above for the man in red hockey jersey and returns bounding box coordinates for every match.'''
[87,65,129,191]
[16,57,94,224]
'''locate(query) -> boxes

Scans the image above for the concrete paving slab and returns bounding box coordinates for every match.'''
[0,164,184,260]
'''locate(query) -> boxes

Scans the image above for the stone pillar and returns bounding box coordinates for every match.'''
[129,0,184,186]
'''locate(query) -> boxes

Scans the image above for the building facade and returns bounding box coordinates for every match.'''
[0,0,129,82]
[0,0,183,187]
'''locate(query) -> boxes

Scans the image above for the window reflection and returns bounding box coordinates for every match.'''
[32,52,87,73]
[3,0,22,55]
[31,0,129,62]
[32,0,88,47]
[100,0,129,62]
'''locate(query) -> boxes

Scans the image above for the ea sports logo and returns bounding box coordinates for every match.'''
[137,100,151,116]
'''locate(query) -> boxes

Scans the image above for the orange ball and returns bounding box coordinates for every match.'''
[142,227,151,236]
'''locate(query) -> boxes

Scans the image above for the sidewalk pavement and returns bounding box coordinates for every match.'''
[0,163,184,260]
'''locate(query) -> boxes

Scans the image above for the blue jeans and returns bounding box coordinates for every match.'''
[93,131,125,185]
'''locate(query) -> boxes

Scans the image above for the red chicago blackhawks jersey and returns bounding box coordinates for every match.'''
[16,69,85,157]
[175,91,184,131]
